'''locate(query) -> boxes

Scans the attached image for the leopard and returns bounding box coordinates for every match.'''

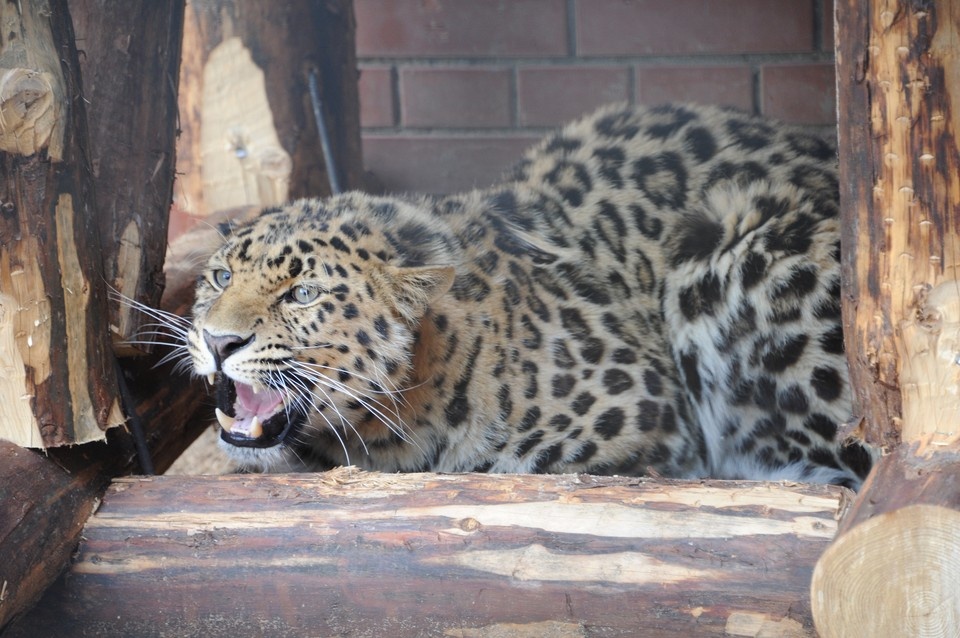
[184,103,874,489]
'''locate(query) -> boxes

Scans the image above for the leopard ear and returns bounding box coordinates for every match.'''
[379,265,456,323]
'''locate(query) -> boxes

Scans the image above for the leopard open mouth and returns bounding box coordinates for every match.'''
[212,373,303,448]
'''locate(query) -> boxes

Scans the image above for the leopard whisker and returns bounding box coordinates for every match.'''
[288,361,419,450]
[282,368,364,460]
[289,361,404,430]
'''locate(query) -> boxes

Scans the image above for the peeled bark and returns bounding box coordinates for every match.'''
[68,0,185,355]
[10,470,849,637]
[173,0,363,233]
[815,2,960,635]
[0,0,123,447]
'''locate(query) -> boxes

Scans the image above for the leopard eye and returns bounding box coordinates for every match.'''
[290,284,320,305]
[211,268,232,289]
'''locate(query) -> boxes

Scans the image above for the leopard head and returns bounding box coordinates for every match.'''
[187,197,456,471]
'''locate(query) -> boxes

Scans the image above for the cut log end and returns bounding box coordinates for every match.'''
[811,503,960,638]
[0,68,56,156]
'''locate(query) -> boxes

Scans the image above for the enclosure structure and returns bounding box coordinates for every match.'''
[1,1,959,636]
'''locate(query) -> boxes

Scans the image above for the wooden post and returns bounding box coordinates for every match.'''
[68,0,185,355]
[172,0,363,234]
[812,1,960,634]
[0,0,124,447]
[9,470,849,637]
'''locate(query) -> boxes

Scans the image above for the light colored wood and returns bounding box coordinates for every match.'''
[173,0,364,234]
[811,446,960,638]
[813,504,960,638]
[0,2,65,159]
[818,1,960,635]
[0,0,123,447]
[837,0,960,449]
[10,469,849,637]
[199,36,292,213]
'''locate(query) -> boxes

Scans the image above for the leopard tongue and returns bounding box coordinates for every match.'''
[235,382,284,415]
[216,382,284,439]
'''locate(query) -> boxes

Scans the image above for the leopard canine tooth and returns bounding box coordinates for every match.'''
[215,407,235,432]
[207,373,216,385]
[249,415,263,439]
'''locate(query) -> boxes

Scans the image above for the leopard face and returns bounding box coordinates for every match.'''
[188,103,874,487]
[188,199,456,471]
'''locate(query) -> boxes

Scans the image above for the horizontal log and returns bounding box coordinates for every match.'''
[0,442,105,629]
[9,470,851,637]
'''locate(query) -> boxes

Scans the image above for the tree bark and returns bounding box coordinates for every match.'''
[0,225,227,631]
[9,470,850,638]
[172,0,363,236]
[0,0,124,447]
[815,1,960,635]
[68,0,185,355]
[0,441,107,631]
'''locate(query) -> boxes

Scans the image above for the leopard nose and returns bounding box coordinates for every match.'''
[203,329,254,366]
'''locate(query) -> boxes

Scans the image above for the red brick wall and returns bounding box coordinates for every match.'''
[355,0,836,194]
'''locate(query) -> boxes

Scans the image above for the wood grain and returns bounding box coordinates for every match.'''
[9,469,849,637]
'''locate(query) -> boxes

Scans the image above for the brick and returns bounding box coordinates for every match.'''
[518,66,631,127]
[399,67,512,128]
[822,0,835,50]
[577,0,816,56]
[637,66,754,111]
[358,66,395,128]
[362,134,539,193]
[761,63,836,124]
[355,0,568,57]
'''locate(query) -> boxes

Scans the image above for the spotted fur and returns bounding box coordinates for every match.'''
[187,103,873,488]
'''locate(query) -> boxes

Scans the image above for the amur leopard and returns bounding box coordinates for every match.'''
[185,103,874,488]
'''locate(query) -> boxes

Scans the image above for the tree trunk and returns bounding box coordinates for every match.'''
[68,0,185,355]
[0,0,123,447]
[172,0,363,236]
[9,470,849,638]
[814,1,960,635]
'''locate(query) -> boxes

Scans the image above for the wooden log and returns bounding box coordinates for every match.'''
[172,0,363,234]
[8,470,850,637]
[0,0,124,447]
[0,221,228,630]
[814,1,960,635]
[811,445,960,636]
[0,441,107,630]
[68,0,185,355]
[836,0,960,450]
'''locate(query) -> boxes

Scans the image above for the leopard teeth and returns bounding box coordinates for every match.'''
[215,407,235,432]
[207,373,216,385]
[248,415,263,439]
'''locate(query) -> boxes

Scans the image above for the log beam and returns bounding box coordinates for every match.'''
[172,0,363,235]
[814,1,960,635]
[0,0,124,447]
[68,0,185,354]
[8,470,850,637]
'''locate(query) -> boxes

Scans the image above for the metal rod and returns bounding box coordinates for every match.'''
[308,68,342,195]
[114,357,155,475]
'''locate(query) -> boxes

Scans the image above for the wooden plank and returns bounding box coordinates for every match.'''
[0,0,124,447]
[8,470,849,637]
[68,0,185,354]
